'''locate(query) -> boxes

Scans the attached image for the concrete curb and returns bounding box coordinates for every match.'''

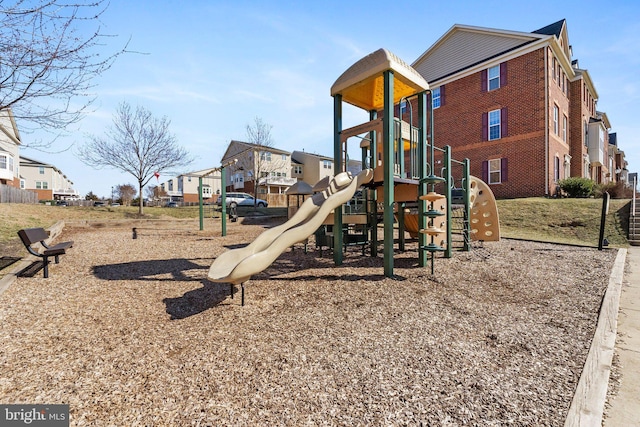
[564,248,627,426]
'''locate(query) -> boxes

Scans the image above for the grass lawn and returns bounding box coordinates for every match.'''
[497,197,631,247]
[0,197,632,252]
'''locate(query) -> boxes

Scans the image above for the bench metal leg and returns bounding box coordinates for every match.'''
[230,283,233,299]
[54,254,60,264]
[42,256,50,278]
[241,283,245,306]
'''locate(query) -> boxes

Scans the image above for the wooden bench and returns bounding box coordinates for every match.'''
[17,228,73,278]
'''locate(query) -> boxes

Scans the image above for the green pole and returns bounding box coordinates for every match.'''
[444,145,452,258]
[383,70,394,277]
[418,92,427,267]
[463,158,471,251]
[333,94,343,265]
[221,167,227,237]
[199,176,204,231]
[369,109,378,257]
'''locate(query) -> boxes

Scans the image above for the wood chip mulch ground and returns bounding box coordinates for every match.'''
[0,221,618,426]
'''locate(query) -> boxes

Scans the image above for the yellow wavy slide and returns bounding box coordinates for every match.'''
[208,169,374,285]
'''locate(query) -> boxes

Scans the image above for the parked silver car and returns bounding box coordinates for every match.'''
[216,192,268,208]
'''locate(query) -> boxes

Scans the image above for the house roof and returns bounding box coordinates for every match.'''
[285,180,313,195]
[331,48,429,111]
[291,150,333,161]
[20,155,53,167]
[411,20,577,86]
[0,109,21,146]
[221,139,291,163]
[532,19,566,37]
[412,24,546,83]
[180,167,222,178]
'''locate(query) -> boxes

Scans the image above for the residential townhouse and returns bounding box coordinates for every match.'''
[290,150,334,185]
[19,155,78,200]
[158,169,221,204]
[160,177,179,202]
[220,141,297,204]
[0,109,21,188]
[609,133,629,184]
[410,19,627,198]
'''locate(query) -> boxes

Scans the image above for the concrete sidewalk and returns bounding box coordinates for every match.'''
[604,245,640,426]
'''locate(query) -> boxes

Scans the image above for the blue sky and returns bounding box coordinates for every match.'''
[20,0,640,199]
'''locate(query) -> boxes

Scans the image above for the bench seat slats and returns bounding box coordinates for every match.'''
[17,227,73,278]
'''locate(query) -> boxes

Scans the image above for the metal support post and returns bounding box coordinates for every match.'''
[199,176,204,231]
[383,70,395,277]
[418,92,428,267]
[221,167,227,236]
[333,94,344,265]
[444,146,452,258]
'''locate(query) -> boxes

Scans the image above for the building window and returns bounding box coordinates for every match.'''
[552,57,557,81]
[584,121,588,146]
[488,65,500,90]
[562,115,567,142]
[8,156,13,171]
[323,160,332,169]
[36,181,48,189]
[553,105,559,135]
[400,100,407,115]
[584,156,590,178]
[0,155,6,170]
[488,159,501,184]
[168,181,173,191]
[488,109,501,140]
[432,87,441,109]
[260,151,272,162]
[293,165,302,174]
[39,166,45,174]
[20,179,25,189]
[554,156,561,182]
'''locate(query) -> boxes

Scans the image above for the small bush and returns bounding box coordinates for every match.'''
[594,181,634,199]
[557,177,595,198]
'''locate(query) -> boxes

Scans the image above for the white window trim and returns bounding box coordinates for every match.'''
[488,65,500,90]
[432,87,441,109]
[488,159,501,184]
[488,109,501,141]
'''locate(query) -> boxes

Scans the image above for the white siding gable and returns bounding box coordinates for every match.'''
[412,25,544,83]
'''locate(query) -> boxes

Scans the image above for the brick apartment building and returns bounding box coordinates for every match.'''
[410,19,626,198]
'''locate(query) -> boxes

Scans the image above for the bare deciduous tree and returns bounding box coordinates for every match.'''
[239,117,283,208]
[78,102,193,215]
[116,184,136,206]
[0,0,128,141]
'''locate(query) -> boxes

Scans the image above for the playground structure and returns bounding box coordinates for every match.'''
[208,47,501,303]
[329,48,499,277]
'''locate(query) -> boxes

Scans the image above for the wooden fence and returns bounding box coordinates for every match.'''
[0,184,38,204]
